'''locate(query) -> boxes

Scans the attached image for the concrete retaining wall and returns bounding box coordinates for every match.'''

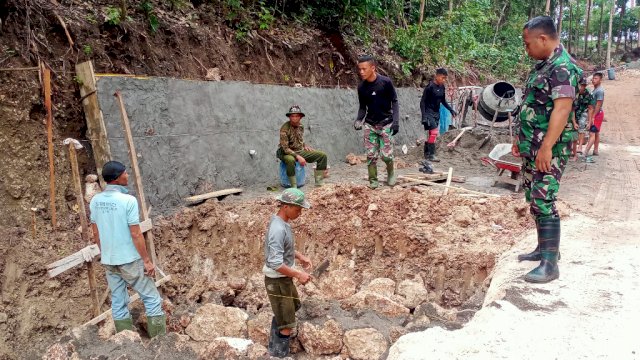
[96,77,425,211]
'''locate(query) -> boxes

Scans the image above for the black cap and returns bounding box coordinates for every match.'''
[102,161,126,183]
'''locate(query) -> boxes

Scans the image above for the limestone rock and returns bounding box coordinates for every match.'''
[42,342,80,360]
[298,319,344,355]
[345,153,362,165]
[246,343,269,359]
[247,310,273,347]
[98,320,115,340]
[186,303,249,341]
[365,278,396,298]
[198,337,253,359]
[317,269,357,300]
[109,330,142,344]
[452,206,474,227]
[389,326,409,344]
[396,279,428,309]
[343,328,388,360]
[342,291,410,317]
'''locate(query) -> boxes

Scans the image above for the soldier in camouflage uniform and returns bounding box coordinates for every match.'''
[572,78,595,159]
[513,16,582,283]
[277,105,328,188]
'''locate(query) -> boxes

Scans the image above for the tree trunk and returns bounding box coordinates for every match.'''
[558,0,565,34]
[569,1,573,53]
[584,0,592,57]
[418,0,426,27]
[606,0,614,69]
[616,0,626,52]
[449,0,453,15]
[546,0,552,15]
[597,0,605,58]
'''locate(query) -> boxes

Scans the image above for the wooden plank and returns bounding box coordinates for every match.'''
[86,260,100,317]
[139,218,153,233]
[113,91,158,269]
[184,188,244,203]
[444,167,453,195]
[47,244,101,277]
[75,61,112,188]
[67,143,90,242]
[43,66,57,228]
[83,275,172,327]
[398,176,501,198]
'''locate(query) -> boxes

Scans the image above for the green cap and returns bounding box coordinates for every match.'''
[276,188,311,209]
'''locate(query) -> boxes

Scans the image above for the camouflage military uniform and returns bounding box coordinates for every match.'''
[277,121,327,177]
[518,44,582,219]
[574,89,595,134]
[363,123,394,165]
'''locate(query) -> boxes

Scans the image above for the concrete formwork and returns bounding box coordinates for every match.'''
[96,77,426,211]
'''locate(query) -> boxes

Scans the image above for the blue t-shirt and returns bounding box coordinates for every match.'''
[90,185,141,265]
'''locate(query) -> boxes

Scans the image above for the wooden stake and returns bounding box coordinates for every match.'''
[398,176,500,198]
[113,91,158,269]
[443,167,453,195]
[86,260,100,317]
[67,142,89,242]
[43,66,57,228]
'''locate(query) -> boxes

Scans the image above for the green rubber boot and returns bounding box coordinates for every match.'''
[367,164,379,189]
[314,169,324,187]
[385,161,397,186]
[114,317,133,333]
[147,315,166,338]
[287,176,297,189]
[524,217,560,283]
[518,219,541,261]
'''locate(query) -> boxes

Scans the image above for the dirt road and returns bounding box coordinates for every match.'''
[388,70,640,359]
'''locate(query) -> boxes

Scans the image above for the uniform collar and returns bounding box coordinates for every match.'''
[535,44,564,71]
[105,184,129,194]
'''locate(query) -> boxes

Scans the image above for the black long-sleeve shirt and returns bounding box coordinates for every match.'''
[356,74,399,126]
[420,81,454,116]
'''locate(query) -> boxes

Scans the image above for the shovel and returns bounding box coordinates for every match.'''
[447,126,473,148]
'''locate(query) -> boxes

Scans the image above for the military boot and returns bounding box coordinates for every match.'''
[367,164,379,189]
[314,169,324,187]
[524,217,560,283]
[518,219,561,262]
[385,160,397,186]
[287,176,297,189]
[146,315,166,338]
[428,143,440,162]
[114,317,133,333]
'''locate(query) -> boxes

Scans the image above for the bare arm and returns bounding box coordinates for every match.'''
[130,224,155,276]
[536,97,573,172]
[593,100,603,115]
[587,105,595,127]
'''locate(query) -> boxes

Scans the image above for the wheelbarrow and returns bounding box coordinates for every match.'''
[481,143,522,192]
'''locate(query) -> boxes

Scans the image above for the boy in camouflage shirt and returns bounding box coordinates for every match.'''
[572,77,595,160]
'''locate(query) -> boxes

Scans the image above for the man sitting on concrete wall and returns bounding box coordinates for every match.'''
[276,105,328,188]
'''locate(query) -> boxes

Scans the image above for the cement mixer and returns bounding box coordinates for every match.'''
[477,81,522,122]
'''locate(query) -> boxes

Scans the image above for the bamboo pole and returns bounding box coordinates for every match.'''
[43,66,57,228]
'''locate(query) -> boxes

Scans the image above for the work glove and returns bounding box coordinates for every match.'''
[450,110,458,117]
[390,122,399,136]
[353,120,364,130]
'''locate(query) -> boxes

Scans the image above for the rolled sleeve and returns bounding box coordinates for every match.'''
[550,66,576,100]
[126,198,140,225]
[266,228,285,270]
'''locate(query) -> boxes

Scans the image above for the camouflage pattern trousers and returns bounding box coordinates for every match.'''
[363,123,394,166]
[521,145,570,219]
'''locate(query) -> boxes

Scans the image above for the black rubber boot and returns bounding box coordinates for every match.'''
[518,219,541,261]
[423,142,430,160]
[524,217,560,283]
[268,317,277,354]
[427,143,440,162]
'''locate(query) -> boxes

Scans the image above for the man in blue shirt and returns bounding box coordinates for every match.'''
[90,161,165,337]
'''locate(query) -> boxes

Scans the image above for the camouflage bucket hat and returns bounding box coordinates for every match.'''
[276,188,311,209]
[286,105,305,118]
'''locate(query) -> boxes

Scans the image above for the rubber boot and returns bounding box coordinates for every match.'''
[385,161,397,186]
[368,164,379,189]
[269,330,291,358]
[314,169,324,187]
[518,219,561,262]
[524,217,560,283]
[146,315,166,338]
[287,176,297,189]
[428,143,440,162]
[518,219,541,261]
[268,317,277,354]
[423,142,430,160]
[114,317,133,333]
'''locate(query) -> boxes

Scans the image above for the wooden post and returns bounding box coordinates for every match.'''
[75,61,112,188]
[66,141,90,242]
[113,91,158,269]
[43,66,57,228]
[86,260,100,317]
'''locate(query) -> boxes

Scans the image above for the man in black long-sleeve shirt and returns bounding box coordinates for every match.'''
[420,68,457,162]
[353,55,400,189]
